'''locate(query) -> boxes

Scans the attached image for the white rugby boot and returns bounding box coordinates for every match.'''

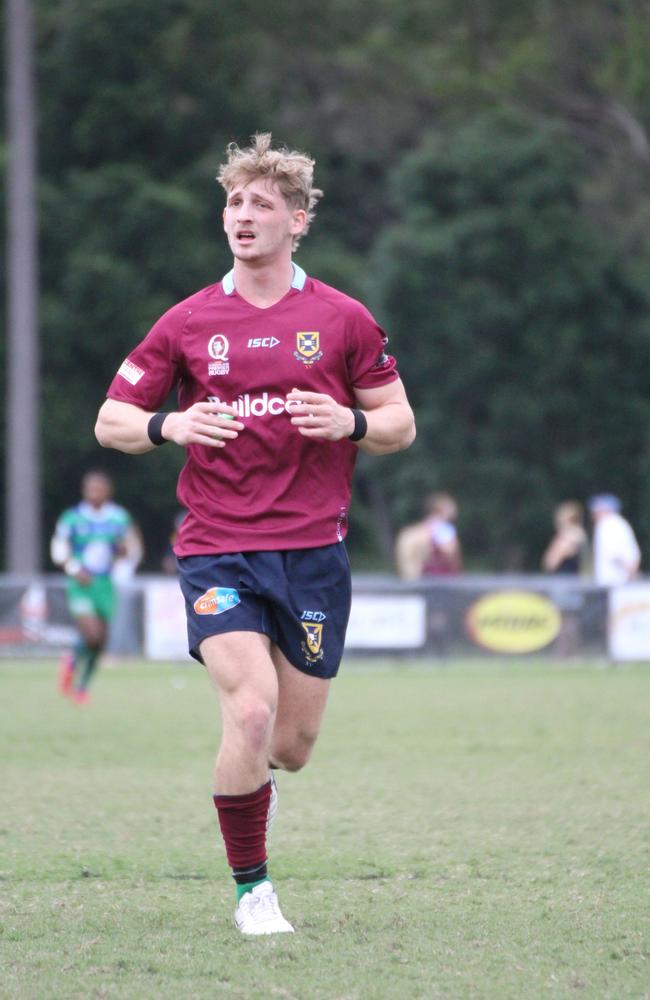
[234,880,294,935]
[267,772,278,835]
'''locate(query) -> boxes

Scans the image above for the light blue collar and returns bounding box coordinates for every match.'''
[221,262,307,296]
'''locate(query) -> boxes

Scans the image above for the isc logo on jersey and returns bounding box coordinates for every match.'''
[247,337,280,349]
[207,393,302,417]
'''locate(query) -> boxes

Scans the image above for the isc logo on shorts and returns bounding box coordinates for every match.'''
[194,587,241,616]
[301,609,326,622]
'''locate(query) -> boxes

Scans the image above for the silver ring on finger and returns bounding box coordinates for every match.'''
[212,429,222,440]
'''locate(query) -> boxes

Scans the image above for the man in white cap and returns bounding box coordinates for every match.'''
[588,494,641,587]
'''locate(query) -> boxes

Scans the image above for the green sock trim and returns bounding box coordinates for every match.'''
[236,877,269,903]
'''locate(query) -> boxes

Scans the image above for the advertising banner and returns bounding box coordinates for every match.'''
[144,579,190,660]
[345,594,427,650]
[0,579,76,655]
[0,574,611,660]
[608,583,650,661]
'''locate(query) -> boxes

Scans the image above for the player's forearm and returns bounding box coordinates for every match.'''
[95,399,160,454]
[123,526,144,565]
[50,535,71,568]
[50,536,87,579]
[355,401,416,455]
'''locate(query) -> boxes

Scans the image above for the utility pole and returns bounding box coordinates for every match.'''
[5,0,40,571]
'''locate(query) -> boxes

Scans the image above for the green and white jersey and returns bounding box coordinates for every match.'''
[52,501,132,577]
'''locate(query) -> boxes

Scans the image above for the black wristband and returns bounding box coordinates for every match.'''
[348,408,368,442]
[147,412,168,446]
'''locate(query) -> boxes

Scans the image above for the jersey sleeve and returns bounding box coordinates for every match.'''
[106,306,184,410]
[345,301,399,390]
[52,508,77,542]
[113,505,133,540]
[50,509,75,565]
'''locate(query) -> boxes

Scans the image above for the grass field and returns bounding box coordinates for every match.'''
[2,657,650,1000]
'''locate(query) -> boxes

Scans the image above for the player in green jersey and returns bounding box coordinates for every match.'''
[50,470,142,703]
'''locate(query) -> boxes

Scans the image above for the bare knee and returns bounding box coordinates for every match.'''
[78,618,106,651]
[236,700,275,756]
[271,732,317,773]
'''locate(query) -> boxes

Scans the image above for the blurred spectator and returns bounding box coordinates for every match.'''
[541,500,588,575]
[588,494,641,586]
[395,492,462,579]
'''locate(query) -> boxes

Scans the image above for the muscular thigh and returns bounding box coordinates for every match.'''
[200,631,279,717]
[271,644,331,747]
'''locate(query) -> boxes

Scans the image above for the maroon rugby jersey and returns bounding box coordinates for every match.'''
[106,264,398,555]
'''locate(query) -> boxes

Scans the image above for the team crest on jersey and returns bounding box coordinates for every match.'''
[293,331,323,366]
[300,621,324,663]
[208,334,230,375]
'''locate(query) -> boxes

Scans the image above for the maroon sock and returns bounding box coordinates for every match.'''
[213,779,271,879]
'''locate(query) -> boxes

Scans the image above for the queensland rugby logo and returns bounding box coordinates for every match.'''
[208,334,230,376]
[194,587,240,616]
[300,621,324,663]
[293,331,323,366]
[465,591,561,654]
[208,334,229,360]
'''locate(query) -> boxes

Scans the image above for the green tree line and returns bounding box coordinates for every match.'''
[4,0,650,570]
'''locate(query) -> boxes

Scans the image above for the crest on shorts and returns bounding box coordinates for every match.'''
[301,621,324,663]
[293,331,323,366]
[194,587,240,616]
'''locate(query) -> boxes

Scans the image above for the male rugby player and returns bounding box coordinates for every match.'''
[95,133,415,934]
[51,470,142,703]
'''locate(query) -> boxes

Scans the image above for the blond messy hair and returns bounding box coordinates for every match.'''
[217,132,323,249]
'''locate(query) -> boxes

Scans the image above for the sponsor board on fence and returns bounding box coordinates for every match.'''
[465,590,562,654]
[0,574,612,659]
[344,594,427,650]
[144,580,190,660]
[608,583,650,661]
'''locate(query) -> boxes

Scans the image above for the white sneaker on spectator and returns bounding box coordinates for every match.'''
[234,880,294,935]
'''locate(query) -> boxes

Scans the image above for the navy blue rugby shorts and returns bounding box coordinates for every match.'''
[176,543,352,680]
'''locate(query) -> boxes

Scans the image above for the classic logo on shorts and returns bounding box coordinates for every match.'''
[300,621,324,664]
[293,331,323,366]
[194,587,240,616]
[208,334,230,376]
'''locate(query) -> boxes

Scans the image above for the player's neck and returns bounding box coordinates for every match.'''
[231,258,295,309]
